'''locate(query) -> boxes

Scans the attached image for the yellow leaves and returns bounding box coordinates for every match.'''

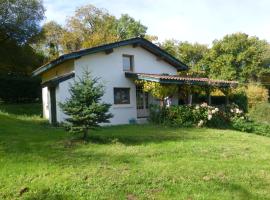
[137,81,178,100]
[246,83,269,107]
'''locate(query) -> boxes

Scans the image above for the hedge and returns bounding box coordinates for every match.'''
[0,74,41,103]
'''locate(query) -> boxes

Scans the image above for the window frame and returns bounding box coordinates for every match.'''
[113,87,131,105]
[122,54,134,72]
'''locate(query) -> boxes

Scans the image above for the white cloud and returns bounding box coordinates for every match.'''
[43,0,270,44]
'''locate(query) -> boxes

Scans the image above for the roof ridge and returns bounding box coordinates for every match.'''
[33,37,188,76]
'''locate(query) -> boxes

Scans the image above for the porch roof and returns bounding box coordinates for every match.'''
[125,72,238,87]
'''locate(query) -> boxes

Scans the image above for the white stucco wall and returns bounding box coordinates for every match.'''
[43,45,179,124]
[55,78,74,122]
[42,87,50,120]
[73,45,178,125]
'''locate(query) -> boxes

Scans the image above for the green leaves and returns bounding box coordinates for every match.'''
[0,0,45,44]
[205,33,270,82]
[39,4,148,57]
[161,40,209,77]
[161,33,270,83]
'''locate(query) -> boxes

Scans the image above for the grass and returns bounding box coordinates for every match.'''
[1,104,270,199]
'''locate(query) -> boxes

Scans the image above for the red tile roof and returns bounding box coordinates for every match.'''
[126,72,238,86]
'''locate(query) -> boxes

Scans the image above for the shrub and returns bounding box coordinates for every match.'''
[149,103,233,128]
[231,117,254,133]
[231,117,270,136]
[230,87,248,112]
[165,105,195,127]
[0,74,41,103]
[149,104,167,124]
[150,102,270,137]
[246,84,269,108]
[249,103,270,124]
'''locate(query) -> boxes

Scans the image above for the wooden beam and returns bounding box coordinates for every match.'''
[132,43,139,48]
[104,48,113,55]
[156,56,164,61]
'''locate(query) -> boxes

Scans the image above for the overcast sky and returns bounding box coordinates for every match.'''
[43,0,270,45]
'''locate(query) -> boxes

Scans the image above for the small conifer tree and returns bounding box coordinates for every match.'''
[59,72,113,140]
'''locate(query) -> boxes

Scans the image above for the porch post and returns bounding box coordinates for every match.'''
[221,88,229,105]
[188,93,193,105]
[208,93,211,105]
[225,89,229,105]
[206,87,211,105]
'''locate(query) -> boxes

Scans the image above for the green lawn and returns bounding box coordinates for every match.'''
[1,104,270,199]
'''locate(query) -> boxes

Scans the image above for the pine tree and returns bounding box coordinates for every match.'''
[59,72,113,140]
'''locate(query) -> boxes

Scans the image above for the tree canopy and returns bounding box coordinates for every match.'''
[0,0,45,75]
[38,4,149,57]
[161,40,209,77]
[202,33,270,82]
[0,0,45,45]
[161,33,270,83]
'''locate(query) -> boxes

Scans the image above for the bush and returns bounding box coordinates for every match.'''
[0,74,41,103]
[150,102,270,137]
[149,103,233,128]
[230,92,248,112]
[231,117,270,136]
[149,104,167,124]
[231,117,254,133]
[249,103,270,124]
[165,105,196,127]
[246,84,269,108]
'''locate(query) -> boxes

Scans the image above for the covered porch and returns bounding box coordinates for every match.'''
[125,72,238,118]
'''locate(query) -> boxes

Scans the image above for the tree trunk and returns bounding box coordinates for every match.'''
[83,129,88,140]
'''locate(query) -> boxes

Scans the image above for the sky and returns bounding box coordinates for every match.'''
[43,0,270,45]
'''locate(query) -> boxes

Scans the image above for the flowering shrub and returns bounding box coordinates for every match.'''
[192,103,225,128]
[149,103,246,128]
[149,103,270,136]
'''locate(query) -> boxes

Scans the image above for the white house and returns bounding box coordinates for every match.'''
[33,37,235,125]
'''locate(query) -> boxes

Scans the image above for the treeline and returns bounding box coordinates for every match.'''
[0,1,151,102]
[161,35,270,83]
[0,0,270,103]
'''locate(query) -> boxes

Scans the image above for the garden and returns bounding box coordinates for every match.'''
[139,79,270,137]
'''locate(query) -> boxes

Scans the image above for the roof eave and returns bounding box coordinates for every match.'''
[32,37,188,76]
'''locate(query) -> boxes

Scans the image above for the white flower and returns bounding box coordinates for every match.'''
[201,103,208,108]
[208,115,212,120]
[235,108,240,114]
[211,110,216,114]
[198,120,204,127]
[230,109,234,113]
[215,108,219,112]
[195,105,200,109]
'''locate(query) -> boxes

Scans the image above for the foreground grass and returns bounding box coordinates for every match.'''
[1,104,270,199]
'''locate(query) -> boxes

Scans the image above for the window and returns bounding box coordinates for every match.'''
[122,55,134,71]
[114,88,130,104]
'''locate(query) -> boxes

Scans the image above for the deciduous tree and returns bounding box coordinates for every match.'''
[203,33,270,82]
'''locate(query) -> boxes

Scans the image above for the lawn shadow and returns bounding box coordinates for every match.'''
[24,191,71,200]
[216,181,270,200]
[85,124,206,146]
